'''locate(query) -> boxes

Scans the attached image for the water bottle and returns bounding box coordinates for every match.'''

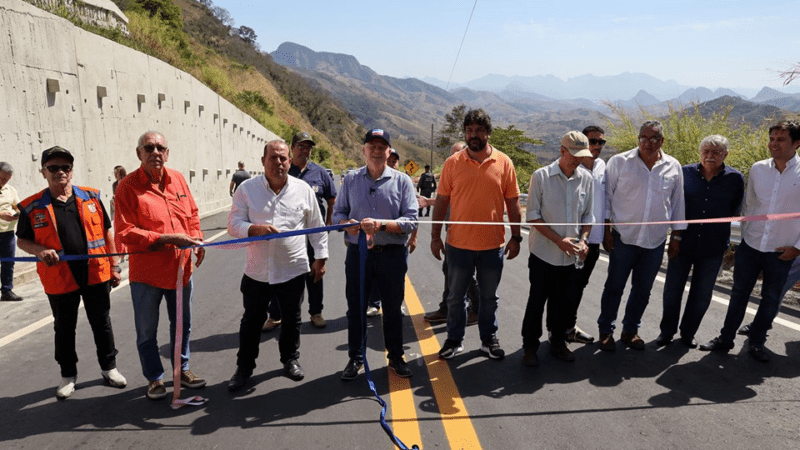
[572,238,584,269]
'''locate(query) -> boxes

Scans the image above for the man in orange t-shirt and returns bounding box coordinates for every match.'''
[114,131,207,401]
[430,109,522,361]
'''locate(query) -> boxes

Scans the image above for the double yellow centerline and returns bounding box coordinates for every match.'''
[383,277,482,450]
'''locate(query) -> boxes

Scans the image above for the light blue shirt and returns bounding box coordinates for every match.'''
[332,165,418,246]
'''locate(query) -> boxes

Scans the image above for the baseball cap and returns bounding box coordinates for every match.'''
[41,146,75,166]
[389,148,399,159]
[291,131,316,147]
[560,131,593,158]
[364,128,391,146]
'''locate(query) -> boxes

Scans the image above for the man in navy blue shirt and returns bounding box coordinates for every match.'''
[333,128,418,380]
[657,135,744,348]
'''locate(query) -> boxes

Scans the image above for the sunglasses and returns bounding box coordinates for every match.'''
[589,138,606,146]
[44,164,73,173]
[140,144,168,153]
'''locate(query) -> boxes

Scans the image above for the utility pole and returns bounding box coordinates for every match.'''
[430,123,434,168]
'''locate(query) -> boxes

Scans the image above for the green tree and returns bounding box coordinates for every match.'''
[603,102,772,179]
[436,104,467,148]
[489,125,543,193]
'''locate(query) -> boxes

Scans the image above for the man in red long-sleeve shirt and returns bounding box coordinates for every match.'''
[114,131,207,400]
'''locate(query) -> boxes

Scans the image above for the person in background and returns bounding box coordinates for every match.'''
[111,165,127,260]
[417,164,437,216]
[0,162,22,302]
[230,161,251,196]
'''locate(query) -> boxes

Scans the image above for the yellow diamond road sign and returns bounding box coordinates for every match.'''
[404,160,419,175]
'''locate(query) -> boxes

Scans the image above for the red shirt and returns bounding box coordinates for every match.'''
[114,166,202,289]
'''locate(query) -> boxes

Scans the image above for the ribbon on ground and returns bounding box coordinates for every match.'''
[358,230,420,450]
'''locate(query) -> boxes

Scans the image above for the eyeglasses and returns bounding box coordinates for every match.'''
[638,136,662,144]
[589,138,606,146]
[44,165,73,173]
[701,149,726,157]
[140,144,168,153]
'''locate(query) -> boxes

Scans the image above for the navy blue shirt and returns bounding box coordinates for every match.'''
[289,161,337,221]
[680,163,745,258]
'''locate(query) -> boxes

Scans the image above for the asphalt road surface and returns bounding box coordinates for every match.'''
[1,211,799,450]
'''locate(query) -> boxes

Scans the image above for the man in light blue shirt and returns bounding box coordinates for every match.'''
[332,128,418,380]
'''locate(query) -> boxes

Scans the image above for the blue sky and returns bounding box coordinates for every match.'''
[211,0,800,92]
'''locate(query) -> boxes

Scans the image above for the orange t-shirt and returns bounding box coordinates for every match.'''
[438,146,519,251]
[114,167,202,289]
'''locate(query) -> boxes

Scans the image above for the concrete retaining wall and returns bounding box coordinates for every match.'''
[1,0,277,216]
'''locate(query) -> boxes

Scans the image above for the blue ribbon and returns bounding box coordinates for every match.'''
[358,230,420,450]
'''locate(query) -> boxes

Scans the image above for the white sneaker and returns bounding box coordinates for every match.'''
[101,368,127,388]
[366,306,380,317]
[56,376,77,399]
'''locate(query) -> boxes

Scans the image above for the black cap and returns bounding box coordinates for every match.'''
[291,131,316,147]
[389,148,400,159]
[41,146,74,167]
[364,128,391,146]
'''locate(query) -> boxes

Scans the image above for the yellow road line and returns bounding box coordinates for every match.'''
[403,276,482,450]
[386,351,423,449]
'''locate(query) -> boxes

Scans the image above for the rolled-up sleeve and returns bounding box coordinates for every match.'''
[526,171,544,222]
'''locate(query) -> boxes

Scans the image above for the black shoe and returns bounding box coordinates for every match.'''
[680,336,698,349]
[522,348,539,367]
[655,334,673,347]
[699,337,734,352]
[0,290,22,301]
[228,367,252,392]
[341,359,363,381]
[549,342,575,362]
[283,359,305,381]
[480,336,505,360]
[748,345,770,363]
[438,339,464,359]
[388,358,412,378]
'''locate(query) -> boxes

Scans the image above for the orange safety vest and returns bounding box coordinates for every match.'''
[19,186,111,295]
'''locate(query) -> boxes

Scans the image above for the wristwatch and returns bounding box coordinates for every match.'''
[379,221,387,232]
[510,235,523,243]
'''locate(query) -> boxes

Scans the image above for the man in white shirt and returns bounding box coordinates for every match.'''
[521,131,594,366]
[597,120,686,351]
[226,140,328,390]
[562,125,607,345]
[699,120,800,362]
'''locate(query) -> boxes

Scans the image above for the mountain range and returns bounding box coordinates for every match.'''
[270,42,800,156]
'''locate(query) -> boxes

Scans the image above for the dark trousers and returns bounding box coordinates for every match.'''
[719,241,792,346]
[0,230,15,291]
[437,252,480,313]
[660,250,724,339]
[565,243,600,330]
[521,253,578,350]
[345,244,407,361]
[237,274,305,369]
[47,281,118,377]
[266,243,322,319]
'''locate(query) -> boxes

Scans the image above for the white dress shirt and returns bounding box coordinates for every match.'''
[526,160,594,266]
[606,148,686,249]
[741,153,800,252]
[586,158,606,245]
[228,175,328,284]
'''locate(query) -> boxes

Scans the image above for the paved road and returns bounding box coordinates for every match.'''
[1,211,799,449]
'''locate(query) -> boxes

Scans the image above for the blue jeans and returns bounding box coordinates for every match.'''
[719,241,792,346]
[0,231,15,291]
[598,232,665,335]
[445,244,504,343]
[344,244,407,361]
[130,279,194,381]
[660,251,724,339]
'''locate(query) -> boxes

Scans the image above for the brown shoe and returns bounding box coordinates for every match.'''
[620,331,645,350]
[523,348,539,367]
[180,370,207,389]
[467,311,478,326]
[147,380,167,400]
[262,317,281,332]
[598,333,616,352]
[310,314,326,328]
[423,309,447,324]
